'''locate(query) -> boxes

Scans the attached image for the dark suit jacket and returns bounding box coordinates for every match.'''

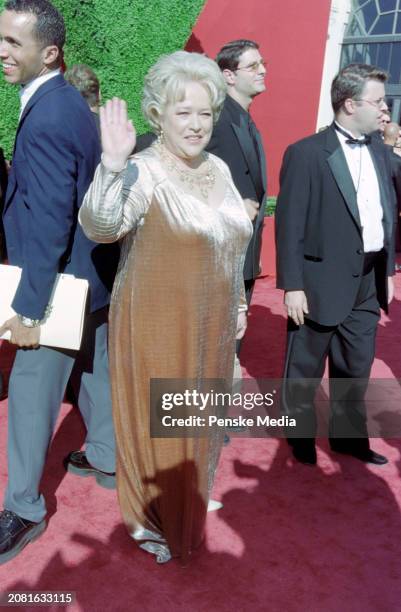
[91,111,101,139]
[3,74,118,320]
[386,145,401,206]
[207,95,267,281]
[0,147,7,261]
[275,123,396,326]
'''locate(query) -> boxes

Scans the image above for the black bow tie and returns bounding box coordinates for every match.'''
[334,124,371,146]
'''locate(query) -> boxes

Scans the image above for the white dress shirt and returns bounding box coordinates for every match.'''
[19,69,61,119]
[335,122,384,253]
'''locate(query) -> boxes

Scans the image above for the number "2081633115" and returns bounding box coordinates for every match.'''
[0,591,75,606]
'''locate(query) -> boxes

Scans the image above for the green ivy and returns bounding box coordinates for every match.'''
[0,0,205,157]
[265,196,277,216]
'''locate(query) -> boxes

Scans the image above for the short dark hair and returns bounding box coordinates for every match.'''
[216,39,259,72]
[331,63,388,113]
[65,64,100,108]
[4,0,65,51]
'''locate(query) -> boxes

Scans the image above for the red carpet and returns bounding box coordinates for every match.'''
[1,273,401,611]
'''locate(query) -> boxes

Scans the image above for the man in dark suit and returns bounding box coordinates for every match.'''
[0,147,9,402]
[207,39,267,308]
[383,122,401,256]
[275,63,396,466]
[0,0,118,563]
[0,147,7,261]
[383,122,401,197]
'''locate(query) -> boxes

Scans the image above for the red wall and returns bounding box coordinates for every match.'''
[187,0,331,195]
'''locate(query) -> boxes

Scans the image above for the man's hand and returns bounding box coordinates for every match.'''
[236,311,247,340]
[243,198,260,221]
[0,315,40,348]
[284,290,309,325]
[388,276,395,304]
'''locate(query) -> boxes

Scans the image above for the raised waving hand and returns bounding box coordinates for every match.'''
[100,98,137,172]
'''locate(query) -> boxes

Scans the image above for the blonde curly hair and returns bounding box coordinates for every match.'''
[142,51,226,132]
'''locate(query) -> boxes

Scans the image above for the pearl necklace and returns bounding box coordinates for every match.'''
[155,142,216,199]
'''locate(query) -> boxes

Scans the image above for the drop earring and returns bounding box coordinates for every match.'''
[157,127,164,146]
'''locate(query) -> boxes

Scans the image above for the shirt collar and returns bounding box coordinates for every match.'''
[334,120,370,146]
[19,69,61,118]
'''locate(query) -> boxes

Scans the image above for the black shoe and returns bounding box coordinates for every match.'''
[0,510,46,564]
[291,444,317,465]
[331,446,388,465]
[64,451,116,489]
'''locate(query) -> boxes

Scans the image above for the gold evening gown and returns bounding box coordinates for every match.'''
[79,145,252,564]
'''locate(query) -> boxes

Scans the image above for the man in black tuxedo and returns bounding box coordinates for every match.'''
[207,39,267,308]
[276,63,396,466]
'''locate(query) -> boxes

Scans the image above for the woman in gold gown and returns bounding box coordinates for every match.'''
[79,51,252,564]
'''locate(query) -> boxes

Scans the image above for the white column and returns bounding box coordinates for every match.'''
[316,0,352,131]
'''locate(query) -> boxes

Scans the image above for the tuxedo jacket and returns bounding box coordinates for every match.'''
[207,95,267,281]
[3,75,119,320]
[275,123,396,326]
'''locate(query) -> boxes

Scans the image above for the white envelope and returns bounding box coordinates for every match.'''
[0,264,89,351]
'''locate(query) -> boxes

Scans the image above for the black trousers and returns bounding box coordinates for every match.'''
[282,266,380,452]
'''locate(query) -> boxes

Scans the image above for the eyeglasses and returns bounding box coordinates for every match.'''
[235,59,267,73]
[354,97,387,109]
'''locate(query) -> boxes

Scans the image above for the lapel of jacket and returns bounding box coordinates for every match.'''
[227,97,264,197]
[13,74,65,150]
[4,75,66,212]
[252,124,267,193]
[325,124,362,233]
